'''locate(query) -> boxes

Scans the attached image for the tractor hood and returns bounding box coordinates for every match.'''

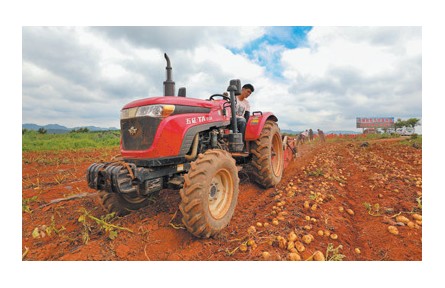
[122,96,217,110]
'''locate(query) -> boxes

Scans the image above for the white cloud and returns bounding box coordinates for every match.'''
[283,27,419,78]
[22,26,422,133]
[277,26,422,131]
[22,27,269,128]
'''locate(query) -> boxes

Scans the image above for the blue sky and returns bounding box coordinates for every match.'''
[232,27,313,78]
[22,26,422,133]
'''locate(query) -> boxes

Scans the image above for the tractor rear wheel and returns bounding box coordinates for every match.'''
[251,120,284,188]
[179,149,239,238]
[99,191,151,216]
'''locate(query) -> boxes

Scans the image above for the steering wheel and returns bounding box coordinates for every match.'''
[209,94,231,102]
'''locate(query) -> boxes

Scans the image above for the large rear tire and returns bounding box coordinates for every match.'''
[251,120,284,187]
[179,149,239,238]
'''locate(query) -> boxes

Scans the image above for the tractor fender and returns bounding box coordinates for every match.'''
[245,111,278,141]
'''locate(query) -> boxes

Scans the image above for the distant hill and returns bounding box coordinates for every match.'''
[72,125,119,132]
[22,123,119,134]
[281,129,300,135]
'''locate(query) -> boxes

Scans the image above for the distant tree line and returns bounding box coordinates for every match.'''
[22,127,90,135]
[70,127,89,133]
[394,118,421,129]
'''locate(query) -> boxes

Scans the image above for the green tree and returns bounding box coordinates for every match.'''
[394,118,406,129]
[405,118,421,129]
[395,118,420,132]
[70,127,90,133]
[38,128,47,134]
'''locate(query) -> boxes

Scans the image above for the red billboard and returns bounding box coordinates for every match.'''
[356,117,394,128]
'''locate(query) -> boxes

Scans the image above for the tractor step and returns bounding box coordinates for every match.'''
[231,152,249,157]
[168,176,184,188]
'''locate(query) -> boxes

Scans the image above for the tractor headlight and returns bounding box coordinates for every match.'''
[136,104,175,118]
[121,105,176,120]
[120,107,138,120]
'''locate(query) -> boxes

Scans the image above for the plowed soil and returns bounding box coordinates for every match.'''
[22,137,422,262]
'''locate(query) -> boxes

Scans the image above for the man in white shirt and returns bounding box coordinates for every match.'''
[235,84,254,139]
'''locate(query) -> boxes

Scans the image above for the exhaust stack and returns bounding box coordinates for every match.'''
[163,53,175,96]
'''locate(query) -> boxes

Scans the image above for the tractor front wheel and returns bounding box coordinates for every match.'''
[99,191,151,216]
[179,149,239,238]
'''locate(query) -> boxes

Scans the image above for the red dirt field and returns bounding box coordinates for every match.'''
[22,137,422,262]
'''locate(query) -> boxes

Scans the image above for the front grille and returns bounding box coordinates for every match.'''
[121,117,162,150]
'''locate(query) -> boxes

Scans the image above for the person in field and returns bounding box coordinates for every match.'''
[317,129,325,143]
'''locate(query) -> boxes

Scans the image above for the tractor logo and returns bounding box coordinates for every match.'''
[128,126,138,136]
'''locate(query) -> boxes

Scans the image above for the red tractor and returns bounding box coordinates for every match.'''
[87,54,296,238]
